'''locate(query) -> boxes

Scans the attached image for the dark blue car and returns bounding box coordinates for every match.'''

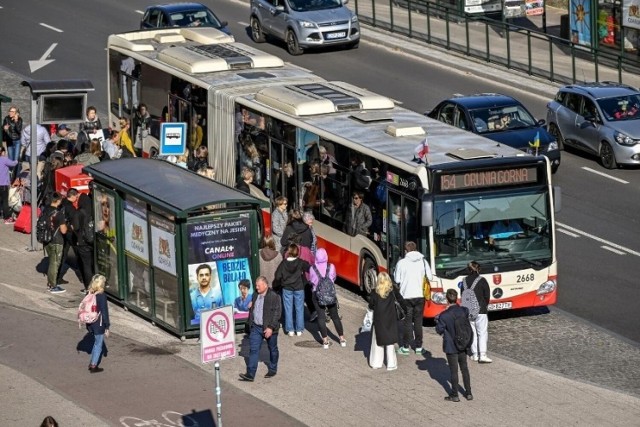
[140,3,231,35]
[427,93,561,173]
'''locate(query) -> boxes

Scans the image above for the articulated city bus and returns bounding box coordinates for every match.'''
[107,28,559,317]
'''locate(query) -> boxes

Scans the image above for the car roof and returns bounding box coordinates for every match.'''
[560,82,640,99]
[442,93,521,109]
[147,3,208,13]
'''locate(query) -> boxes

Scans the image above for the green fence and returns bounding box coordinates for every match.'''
[354,0,640,87]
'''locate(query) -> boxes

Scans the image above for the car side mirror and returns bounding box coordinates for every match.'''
[583,114,597,123]
[536,119,546,126]
[275,5,285,12]
[220,21,228,27]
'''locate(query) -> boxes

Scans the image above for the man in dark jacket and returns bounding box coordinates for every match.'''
[435,289,473,402]
[73,193,94,293]
[240,276,282,382]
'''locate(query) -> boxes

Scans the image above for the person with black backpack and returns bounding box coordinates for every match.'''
[309,248,345,349]
[435,289,473,402]
[40,192,68,294]
[73,193,95,293]
[461,261,492,363]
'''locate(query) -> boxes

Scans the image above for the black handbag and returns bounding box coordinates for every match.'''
[393,292,406,321]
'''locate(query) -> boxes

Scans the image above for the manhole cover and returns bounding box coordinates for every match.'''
[294,340,322,348]
[49,297,80,309]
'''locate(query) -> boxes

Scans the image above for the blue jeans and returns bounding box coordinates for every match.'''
[90,333,105,366]
[246,324,278,377]
[7,139,21,178]
[282,289,305,333]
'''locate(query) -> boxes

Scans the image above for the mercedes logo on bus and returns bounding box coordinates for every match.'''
[492,288,503,299]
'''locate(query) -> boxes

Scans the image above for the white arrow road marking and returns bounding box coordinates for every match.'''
[601,246,626,255]
[39,23,63,32]
[29,43,58,73]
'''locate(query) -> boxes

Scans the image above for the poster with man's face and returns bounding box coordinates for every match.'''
[186,215,253,326]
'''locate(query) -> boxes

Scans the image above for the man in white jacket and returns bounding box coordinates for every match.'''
[394,241,433,355]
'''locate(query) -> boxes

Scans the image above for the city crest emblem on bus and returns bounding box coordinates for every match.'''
[493,274,502,285]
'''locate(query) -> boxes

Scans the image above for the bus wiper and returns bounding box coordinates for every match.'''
[508,255,542,268]
[443,266,469,279]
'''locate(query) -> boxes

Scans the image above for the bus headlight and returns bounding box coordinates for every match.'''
[431,292,447,305]
[536,279,556,295]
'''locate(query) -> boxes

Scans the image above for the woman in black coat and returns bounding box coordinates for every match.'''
[368,272,404,370]
[87,274,110,373]
[280,209,313,253]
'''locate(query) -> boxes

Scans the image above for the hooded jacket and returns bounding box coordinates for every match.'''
[274,256,310,292]
[394,250,434,299]
[308,248,336,292]
[280,219,312,251]
[259,247,282,287]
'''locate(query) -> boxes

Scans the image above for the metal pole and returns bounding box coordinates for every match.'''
[215,361,222,427]
[29,96,39,251]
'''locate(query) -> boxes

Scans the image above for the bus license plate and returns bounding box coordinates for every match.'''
[326,32,346,40]
[488,302,512,311]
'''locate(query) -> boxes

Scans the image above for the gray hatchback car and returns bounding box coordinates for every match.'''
[250,0,360,55]
[546,82,640,169]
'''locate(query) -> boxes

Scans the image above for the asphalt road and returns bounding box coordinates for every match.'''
[0,0,639,343]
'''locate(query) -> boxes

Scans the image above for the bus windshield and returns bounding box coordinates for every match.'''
[433,189,552,275]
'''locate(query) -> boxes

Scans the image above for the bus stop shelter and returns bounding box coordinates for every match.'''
[84,159,268,339]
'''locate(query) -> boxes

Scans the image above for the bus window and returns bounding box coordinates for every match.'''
[387,192,403,272]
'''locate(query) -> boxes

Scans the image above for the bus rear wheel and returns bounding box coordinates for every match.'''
[360,257,378,299]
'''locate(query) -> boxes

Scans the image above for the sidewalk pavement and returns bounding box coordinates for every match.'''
[1,219,640,426]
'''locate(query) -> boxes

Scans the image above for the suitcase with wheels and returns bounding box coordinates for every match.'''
[13,204,39,234]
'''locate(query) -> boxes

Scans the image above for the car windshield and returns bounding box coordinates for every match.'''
[597,94,640,122]
[469,104,537,134]
[433,189,552,275]
[172,9,221,28]
[288,0,343,12]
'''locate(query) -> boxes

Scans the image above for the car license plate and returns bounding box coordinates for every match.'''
[488,302,512,311]
[326,32,346,40]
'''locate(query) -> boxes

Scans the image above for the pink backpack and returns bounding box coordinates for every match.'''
[78,292,100,327]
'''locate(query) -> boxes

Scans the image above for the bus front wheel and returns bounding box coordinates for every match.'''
[360,257,378,299]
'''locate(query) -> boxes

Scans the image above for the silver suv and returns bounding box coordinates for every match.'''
[250,0,360,56]
[546,82,640,169]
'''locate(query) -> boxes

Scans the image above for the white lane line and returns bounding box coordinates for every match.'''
[40,23,63,33]
[602,246,626,255]
[0,247,17,253]
[557,221,640,257]
[135,10,144,14]
[557,228,579,238]
[581,166,629,184]
[238,21,249,26]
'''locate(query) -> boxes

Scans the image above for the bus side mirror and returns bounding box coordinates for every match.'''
[553,186,561,213]
[421,200,433,227]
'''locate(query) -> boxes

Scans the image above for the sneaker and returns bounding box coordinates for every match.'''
[4,218,15,224]
[264,371,277,379]
[89,366,104,373]
[287,331,294,337]
[309,312,318,322]
[386,365,398,371]
[340,339,347,348]
[296,331,303,337]
[239,373,255,382]
[479,355,493,363]
[322,340,331,350]
[444,395,460,402]
[465,394,474,401]
[49,286,66,294]
[415,347,424,355]
[470,353,479,362]
[396,347,410,355]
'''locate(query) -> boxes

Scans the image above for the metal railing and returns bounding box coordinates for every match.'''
[354,0,640,88]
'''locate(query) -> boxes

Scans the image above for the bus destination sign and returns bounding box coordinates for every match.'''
[439,167,538,191]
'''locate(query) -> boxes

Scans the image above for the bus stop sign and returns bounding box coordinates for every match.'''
[160,122,187,156]
[200,306,236,364]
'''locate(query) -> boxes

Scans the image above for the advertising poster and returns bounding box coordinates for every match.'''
[124,197,149,262]
[95,189,118,291]
[187,215,254,326]
[570,0,592,46]
[150,213,177,276]
[624,0,640,30]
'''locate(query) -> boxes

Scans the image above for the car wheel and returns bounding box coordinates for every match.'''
[250,16,266,43]
[286,30,303,56]
[599,141,618,169]
[548,123,565,150]
[360,257,378,300]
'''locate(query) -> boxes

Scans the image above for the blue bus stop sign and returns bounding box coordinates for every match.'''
[160,122,187,156]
